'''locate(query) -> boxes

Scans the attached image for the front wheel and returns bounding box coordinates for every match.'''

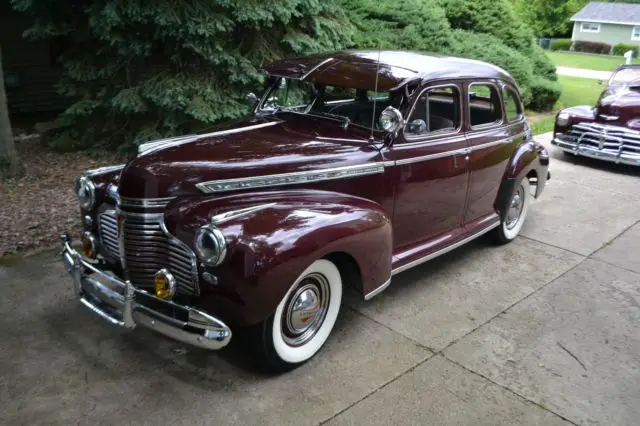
[493,178,531,244]
[254,259,342,372]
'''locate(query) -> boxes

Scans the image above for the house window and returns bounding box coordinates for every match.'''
[632,26,640,41]
[580,22,600,33]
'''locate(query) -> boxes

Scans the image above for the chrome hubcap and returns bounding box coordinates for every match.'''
[505,186,525,230]
[282,273,330,347]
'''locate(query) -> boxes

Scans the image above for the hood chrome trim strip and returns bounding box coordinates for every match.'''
[211,203,277,225]
[137,122,280,157]
[196,163,384,194]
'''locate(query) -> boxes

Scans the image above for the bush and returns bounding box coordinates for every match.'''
[550,39,572,51]
[574,41,611,55]
[527,77,562,112]
[448,30,534,92]
[612,43,639,57]
[13,0,353,152]
[530,45,558,81]
[342,0,453,51]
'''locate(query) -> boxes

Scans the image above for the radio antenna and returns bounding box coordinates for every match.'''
[369,43,382,143]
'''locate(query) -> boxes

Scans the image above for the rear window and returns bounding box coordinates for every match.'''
[503,86,523,122]
[469,83,502,127]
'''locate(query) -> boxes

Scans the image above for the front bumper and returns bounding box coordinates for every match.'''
[60,235,232,350]
[552,124,640,166]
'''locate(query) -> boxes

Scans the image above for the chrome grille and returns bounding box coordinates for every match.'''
[98,210,199,296]
[561,123,640,157]
[99,211,120,257]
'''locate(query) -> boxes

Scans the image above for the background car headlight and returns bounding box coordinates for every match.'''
[194,226,227,266]
[379,106,403,133]
[76,176,96,210]
[556,112,570,127]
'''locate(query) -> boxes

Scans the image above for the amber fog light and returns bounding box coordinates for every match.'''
[154,268,176,300]
[82,231,97,258]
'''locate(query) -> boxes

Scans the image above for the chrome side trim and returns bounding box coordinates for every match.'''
[137,122,280,156]
[391,221,501,276]
[119,197,175,208]
[364,277,392,301]
[471,137,513,151]
[84,164,126,177]
[315,136,368,143]
[395,148,469,166]
[211,203,277,225]
[196,163,385,194]
[301,58,334,80]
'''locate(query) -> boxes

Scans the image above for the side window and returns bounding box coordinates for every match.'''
[503,86,523,122]
[469,83,502,127]
[405,86,460,137]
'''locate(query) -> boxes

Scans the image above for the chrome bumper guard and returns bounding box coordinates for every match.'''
[552,137,640,166]
[60,235,231,350]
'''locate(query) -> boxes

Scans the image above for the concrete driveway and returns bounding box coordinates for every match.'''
[1,134,639,425]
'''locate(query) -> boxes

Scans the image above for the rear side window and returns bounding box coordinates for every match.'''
[405,86,460,137]
[503,86,523,122]
[469,83,502,127]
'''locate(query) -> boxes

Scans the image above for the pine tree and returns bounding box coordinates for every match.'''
[11,0,352,152]
[0,45,21,179]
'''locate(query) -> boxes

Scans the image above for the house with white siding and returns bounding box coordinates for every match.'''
[571,2,640,46]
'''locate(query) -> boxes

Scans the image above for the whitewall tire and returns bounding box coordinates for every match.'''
[255,259,342,372]
[493,178,531,244]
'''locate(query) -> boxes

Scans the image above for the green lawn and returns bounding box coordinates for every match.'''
[528,75,603,135]
[546,50,640,71]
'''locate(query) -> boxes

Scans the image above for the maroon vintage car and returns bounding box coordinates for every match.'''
[61,50,550,371]
[553,64,640,166]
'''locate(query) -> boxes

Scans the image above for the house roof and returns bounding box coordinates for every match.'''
[571,2,640,25]
[261,50,514,91]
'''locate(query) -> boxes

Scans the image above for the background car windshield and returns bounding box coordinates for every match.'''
[610,68,640,84]
[261,78,397,129]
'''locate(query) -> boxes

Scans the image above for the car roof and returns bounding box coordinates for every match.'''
[261,50,516,91]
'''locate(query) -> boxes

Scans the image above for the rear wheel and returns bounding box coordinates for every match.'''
[254,259,342,372]
[493,178,531,244]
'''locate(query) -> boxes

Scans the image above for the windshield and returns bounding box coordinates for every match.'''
[610,68,640,85]
[259,77,402,130]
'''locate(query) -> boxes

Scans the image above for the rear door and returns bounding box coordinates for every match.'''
[463,81,516,226]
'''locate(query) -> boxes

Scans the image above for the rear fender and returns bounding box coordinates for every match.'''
[495,138,549,221]
[165,190,392,326]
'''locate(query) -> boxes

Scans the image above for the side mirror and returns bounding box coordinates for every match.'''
[247,92,259,104]
[407,119,427,135]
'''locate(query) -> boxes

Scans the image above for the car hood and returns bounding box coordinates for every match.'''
[596,84,640,127]
[117,114,382,199]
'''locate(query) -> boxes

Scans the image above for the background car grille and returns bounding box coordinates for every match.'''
[98,210,199,296]
[563,123,640,157]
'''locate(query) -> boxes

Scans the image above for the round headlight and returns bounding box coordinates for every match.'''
[76,176,96,210]
[379,106,403,133]
[556,112,570,127]
[194,226,227,267]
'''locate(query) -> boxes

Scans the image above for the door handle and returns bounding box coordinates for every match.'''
[454,148,471,168]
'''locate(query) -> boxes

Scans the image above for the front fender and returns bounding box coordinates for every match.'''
[164,190,392,326]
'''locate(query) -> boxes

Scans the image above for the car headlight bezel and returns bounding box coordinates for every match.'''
[556,112,570,127]
[379,106,403,133]
[76,176,96,210]
[194,225,227,267]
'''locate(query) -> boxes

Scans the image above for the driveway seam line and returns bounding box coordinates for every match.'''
[441,353,579,426]
[438,254,588,355]
[317,355,433,425]
[589,218,640,258]
[519,235,586,257]
[345,305,437,353]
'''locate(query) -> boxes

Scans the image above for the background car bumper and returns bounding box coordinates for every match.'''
[60,234,232,350]
[552,137,640,166]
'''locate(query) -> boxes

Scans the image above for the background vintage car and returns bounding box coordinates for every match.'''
[61,51,550,371]
[553,64,640,166]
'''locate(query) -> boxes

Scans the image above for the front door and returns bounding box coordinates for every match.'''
[384,83,470,254]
